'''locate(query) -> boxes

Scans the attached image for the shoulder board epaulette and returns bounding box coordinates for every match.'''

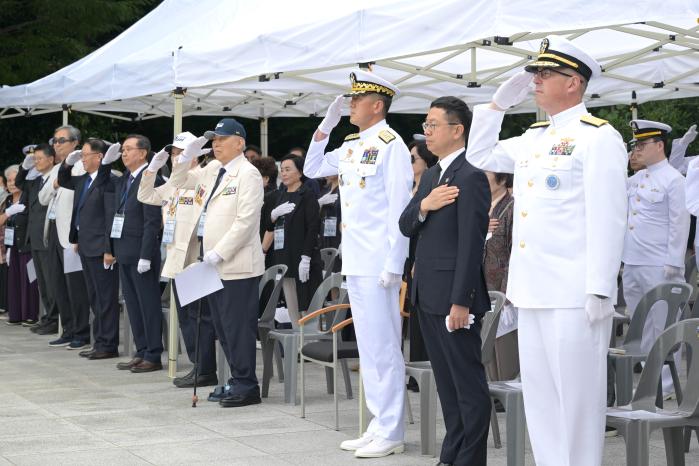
[344,133,360,141]
[378,129,396,144]
[529,121,550,129]
[580,115,608,127]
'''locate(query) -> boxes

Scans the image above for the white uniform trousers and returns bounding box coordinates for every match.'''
[519,308,611,466]
[622,265,684,394]
[346,275,405,441]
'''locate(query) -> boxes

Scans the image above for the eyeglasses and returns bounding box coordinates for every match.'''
[422,122,461,132]
[630,140,657,152]
[49,137,76,145]
[410,156,416,164]
[534,68,575,80]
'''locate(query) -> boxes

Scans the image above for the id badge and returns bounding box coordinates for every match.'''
[197,212,206,237]
[4,227,14,246]
[323,217,337,237]
[47,204,57,220]
[110,214,125,239]
[162,219,176,244]
[274,226,285,251]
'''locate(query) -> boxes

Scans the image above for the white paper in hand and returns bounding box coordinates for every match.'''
[174,261,224,306]
[63,247,83,273]
[26,259,37,283]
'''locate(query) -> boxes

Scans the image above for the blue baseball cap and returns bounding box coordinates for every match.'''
[204,118,246,140]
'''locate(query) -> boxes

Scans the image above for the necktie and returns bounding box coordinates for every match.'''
[431,164,443,190]
[204,168,227,211]
[75,177,92,228]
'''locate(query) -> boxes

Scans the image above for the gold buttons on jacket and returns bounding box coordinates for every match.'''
[519,241,526,248]
[527,180,534,187]
[640,184,645,189]
[534,153,541,159]
[521,211,528,217]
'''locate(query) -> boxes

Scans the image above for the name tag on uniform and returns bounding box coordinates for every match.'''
[110,214,125,239]
[4,227,14,246]
[162,219,176,244]
[197,212,206,237]
[274,225,285,250]
[323,217,337,237]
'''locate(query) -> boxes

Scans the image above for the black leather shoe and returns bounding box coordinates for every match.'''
[219,392,261,408]
[30,320,51,333]
[36,322,59,335]
[130,361,163,373]
[116,357,143,370]
[174,370,218,388]
[79,349,95,358]
[88,351,119,360]
[436,462,454,466]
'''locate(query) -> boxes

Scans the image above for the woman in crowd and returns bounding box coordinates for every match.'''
[263,155,322,322]
[2,165,39,326]
[0,173,8,315]
[409,140,438,195]
[483,171,518,380]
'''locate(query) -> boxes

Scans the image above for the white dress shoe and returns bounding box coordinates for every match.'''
[340,432,374,451]
[354,437,404,458]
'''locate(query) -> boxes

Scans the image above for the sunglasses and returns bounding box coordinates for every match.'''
[49,137,76,145]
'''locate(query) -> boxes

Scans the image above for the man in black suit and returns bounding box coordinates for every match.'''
[109,134,164,372]
[399,96,491,466]
[15,143,59,335]
[58,138,121,360]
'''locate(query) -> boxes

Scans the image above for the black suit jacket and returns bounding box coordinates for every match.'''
[110,168,163,265]
[399,152,491,316]
[57,162,116,258]
[15,166,49,251]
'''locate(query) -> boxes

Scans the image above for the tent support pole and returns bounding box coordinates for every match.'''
[260,118,269,157]
[630,91,638,120]
[62,108,68,125]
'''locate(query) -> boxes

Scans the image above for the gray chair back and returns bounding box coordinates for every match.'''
[685,254,698,314]
[481,291,506,366]
[258,264,288,329]
[632,318,699,416]
[294,272,346,330]
[623,282,693,346]
[320,248,339,279]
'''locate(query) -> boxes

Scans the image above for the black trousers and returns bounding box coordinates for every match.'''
[81,255,119,352]
[419,309,490,466]
[47,222,91,341]
[207,276,260,396]
[172,280,217,375]
[120,262,163,363]
[31,248,58,324]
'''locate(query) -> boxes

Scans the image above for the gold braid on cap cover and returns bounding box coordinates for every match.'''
[349,73,395,97]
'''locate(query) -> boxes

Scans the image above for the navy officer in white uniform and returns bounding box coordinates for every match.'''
[304,70,412,458]
[622,119,690,398]
[466,36,628,466]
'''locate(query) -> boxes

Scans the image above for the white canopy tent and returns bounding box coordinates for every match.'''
[1,0,698,125]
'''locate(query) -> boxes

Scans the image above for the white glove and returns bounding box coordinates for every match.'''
[204,250,222,266]
[21,154,35,170]
[584,294,614,324]
[318,95,345,135]
[663,265,682,281]
[65,150,82,166]
[147,149,169,173]
[680,124,698,146]
[102,143,121,165]
[137,259,151,274]
[318,192,338,206]
[179,136,208,165]
[492,71,534,110]
[5,204,25,217]
[298,255,311,283]
[270,201,295,222]
[446,313,475,332]
[378,270,402,288]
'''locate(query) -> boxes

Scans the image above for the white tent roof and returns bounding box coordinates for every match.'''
[1,0,699,120]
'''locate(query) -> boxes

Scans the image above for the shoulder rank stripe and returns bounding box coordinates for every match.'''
[378,129,396,144]
[344,133,360,141]
[580,115,608,127]
[529,121,550,128]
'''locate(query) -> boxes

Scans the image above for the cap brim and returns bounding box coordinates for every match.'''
[203,131,218,140]
[524,61,563,72]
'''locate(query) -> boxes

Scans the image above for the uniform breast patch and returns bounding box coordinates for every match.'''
[222,186,237,196]
[178,196,194,205]
[549,138,576,156]
[378,130,396,144]
[360,147,379,164]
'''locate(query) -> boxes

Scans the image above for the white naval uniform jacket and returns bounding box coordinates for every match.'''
[686,158,699,252]
[467,103,628,308]
[39,161,86,248]
[304,120,412,276]
[622,159,689,268]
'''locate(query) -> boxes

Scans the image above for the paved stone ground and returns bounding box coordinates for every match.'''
[0,313,697,465]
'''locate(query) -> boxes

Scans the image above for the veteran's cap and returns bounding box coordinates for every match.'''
[525,35,600,81]
[165,131,197,152]
[22,144,37,156]
[630,119,672,142]
[344,69,399,98]
[204,118,247,140]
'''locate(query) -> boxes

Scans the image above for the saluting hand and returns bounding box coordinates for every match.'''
[419,185,459,217]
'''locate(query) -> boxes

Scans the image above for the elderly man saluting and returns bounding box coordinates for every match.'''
[466,36,628,466]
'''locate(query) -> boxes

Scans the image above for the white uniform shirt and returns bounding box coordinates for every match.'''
[467,103,628,308]
[622,159,689,268]
[304,120,412,276]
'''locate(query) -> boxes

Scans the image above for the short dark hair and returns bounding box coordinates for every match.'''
[288,146,306,156]
[493,172,513,188]
[251,157,278,185]
[429,96,472,142]
[374,93,392,118]
[280,154,305,176]
[85,138,108,155]
[408,141,438,167]
[33,143,55,159]
[245,144,262,156]
[124,134,151,152]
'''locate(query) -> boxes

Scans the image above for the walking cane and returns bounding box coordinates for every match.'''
[191,247,204,408]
